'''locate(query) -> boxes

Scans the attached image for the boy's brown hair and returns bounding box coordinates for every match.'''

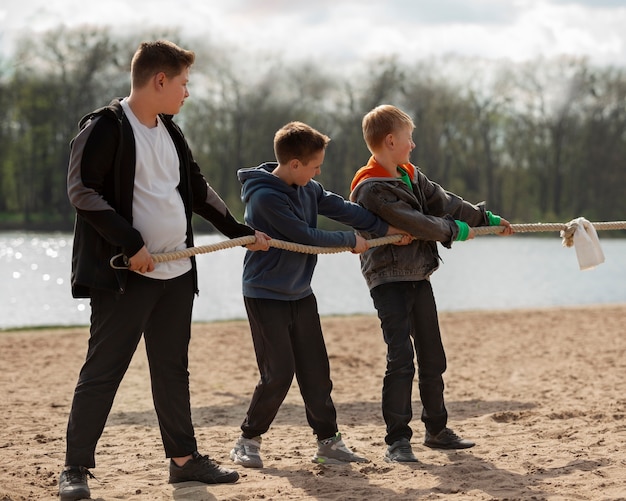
[362,105,415,151]
[274,121,331,165]
[130,40,195,88]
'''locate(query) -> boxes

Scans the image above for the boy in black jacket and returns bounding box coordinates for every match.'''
[59,40,269,501]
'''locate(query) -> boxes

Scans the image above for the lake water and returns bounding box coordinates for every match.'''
[1,232,625,330]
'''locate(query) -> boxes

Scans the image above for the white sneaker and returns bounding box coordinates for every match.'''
[230,436,263,468]
[312,432,370,464]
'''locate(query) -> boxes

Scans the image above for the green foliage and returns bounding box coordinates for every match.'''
[1,27,625,232]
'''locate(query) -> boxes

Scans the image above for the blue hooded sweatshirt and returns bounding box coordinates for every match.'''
[238,162,389,300]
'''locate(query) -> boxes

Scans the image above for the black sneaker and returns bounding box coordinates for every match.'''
[169,451,239,484]
[424,428,475,449]
[384,438,418,463]
[58,466,93,501]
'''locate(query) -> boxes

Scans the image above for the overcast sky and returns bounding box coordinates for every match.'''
[1,0,626,68]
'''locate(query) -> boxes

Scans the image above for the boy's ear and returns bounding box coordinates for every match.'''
[385,133,394,148]
[289,158,300,170]
[154,72,167,89]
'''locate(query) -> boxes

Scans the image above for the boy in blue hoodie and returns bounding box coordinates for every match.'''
[350,104,513,463]
[230,121,406,468]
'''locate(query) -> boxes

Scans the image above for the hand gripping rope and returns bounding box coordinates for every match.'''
[110,219,626,271]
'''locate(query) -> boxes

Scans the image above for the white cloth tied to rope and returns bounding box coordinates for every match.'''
[561,217,605,270]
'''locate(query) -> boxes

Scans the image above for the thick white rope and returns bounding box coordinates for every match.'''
[109,220,626,268]
[151,234,402,263]
[472,220,626,237]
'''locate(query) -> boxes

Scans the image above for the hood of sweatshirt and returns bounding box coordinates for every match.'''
[350,156,415,201]
[238,162,294,204]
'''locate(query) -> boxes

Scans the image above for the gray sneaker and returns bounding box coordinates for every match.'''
[384,438,418,463]
[312,432,370,464]
[230,436,263,468]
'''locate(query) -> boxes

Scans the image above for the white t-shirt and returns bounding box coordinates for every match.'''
[121,99,192,280]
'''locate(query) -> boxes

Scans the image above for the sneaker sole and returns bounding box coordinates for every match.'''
[312,457,351,465]
[169,473,239,484]
[384,455,419,463]
[59,491,90,501]
[312,456,369,465]
[423,442,475,450]
[230,451,263,468]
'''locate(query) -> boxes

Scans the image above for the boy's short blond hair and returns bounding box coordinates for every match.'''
[274,121,331,165]
[362,105,415,151]
[131,40,195,89]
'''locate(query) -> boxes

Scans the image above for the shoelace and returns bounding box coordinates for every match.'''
[66,467,96,483]
[439,428,460,441]
[320,432,341,446]
[395,443,413,454]
[244,443,260,455]
[192,452,218,468]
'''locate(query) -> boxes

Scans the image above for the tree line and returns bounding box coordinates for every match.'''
[1,26,625,234]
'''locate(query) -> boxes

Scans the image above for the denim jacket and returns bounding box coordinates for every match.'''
[350,157,487,290]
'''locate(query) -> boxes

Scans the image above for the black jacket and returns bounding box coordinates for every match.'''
[67,98,254,298]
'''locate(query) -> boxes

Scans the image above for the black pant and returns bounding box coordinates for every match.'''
[240,294,338,441]
[65,270,197,468]
[370,280,448,445]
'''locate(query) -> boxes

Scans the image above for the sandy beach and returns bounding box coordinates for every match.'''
[1,304,625,500]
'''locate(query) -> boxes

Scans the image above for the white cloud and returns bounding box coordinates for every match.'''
[206,0,626,67]
[1,0,625,67]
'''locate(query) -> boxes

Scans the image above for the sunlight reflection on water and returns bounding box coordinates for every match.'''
[1,232,625,329]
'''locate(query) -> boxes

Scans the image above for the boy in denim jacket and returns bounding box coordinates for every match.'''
[350,105,513,462]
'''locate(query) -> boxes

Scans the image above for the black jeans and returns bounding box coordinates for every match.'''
[240,294,338,441]
[65,270,197,467]
[370,280,448,445]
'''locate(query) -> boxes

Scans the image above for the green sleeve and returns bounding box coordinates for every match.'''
[454,220,470,241]
[486,210,501,226]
